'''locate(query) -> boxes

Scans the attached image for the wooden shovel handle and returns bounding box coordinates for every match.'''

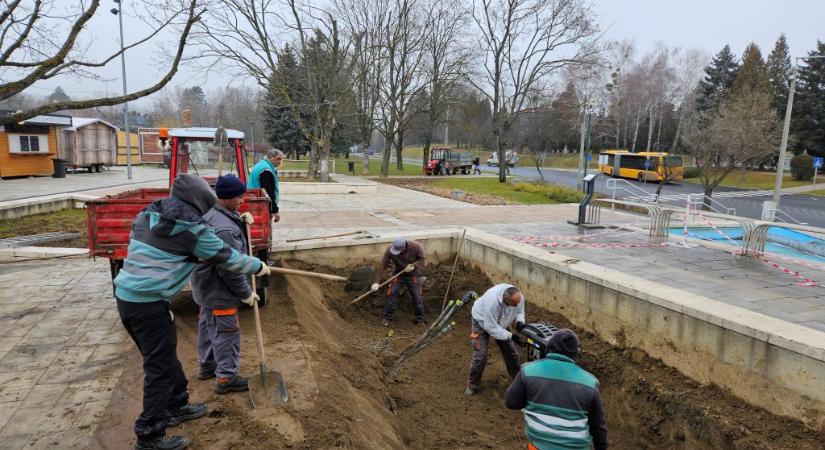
[345,268,407,309]
[247,223,267,366]
[266,266,347,282]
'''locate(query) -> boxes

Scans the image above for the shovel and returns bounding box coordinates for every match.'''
[246,223,288,407]
[266,265,374,293]
[345,267,408,310]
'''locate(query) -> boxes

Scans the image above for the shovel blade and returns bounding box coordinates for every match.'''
[344,266,375,292]
[249,368,288,408]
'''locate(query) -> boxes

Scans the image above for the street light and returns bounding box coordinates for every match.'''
[111,0,132,180]
[770,55,825,216]
[578,97,597,190]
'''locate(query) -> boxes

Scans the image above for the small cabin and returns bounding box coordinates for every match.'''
[0,111,72,178]
[116,131,141,166]
[57,117,117,172]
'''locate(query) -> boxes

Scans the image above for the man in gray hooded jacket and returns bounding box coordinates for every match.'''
[191,174,257,394]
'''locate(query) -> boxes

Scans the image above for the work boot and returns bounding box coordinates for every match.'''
[215,375,249,394]
[134,434,189,450]
[413,318,427,327]
[166,403,207,427]
[382,318,392,327]
[197,365,215,380]
[464,386,476,396]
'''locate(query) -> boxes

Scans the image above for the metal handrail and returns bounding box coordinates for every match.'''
[685,194,736,216]
[606,178,658,203]
[763,208,808,225]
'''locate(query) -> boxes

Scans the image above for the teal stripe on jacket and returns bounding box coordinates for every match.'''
[248,158,279,204]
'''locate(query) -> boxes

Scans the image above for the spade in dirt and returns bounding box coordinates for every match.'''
[246,223,288,407]
[265,265,374,293]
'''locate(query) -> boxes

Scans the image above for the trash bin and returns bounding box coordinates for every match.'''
[52,158,67,178]
[347,161,355,175]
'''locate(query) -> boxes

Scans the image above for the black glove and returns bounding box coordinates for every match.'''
[515,321,526,332]
[462,291,478,303]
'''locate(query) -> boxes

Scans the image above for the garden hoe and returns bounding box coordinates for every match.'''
[265,266,375,293]
[246,223,288,408]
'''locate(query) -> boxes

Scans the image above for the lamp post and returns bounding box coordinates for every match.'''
[771,55,825,215]
[578,97,597,190]
[111,1,132,180]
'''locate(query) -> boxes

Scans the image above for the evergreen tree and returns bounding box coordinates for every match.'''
[47,86,71,104]
[793,40,825,157]
[263,45,310,158]
[180,86,207,125]
[766,34,792,117]
[696,45,740,112]
[732,43,769,96]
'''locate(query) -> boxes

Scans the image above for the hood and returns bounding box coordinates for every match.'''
[171,174,217,215]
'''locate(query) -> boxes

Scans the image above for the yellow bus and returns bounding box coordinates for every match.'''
[597,150,684,182]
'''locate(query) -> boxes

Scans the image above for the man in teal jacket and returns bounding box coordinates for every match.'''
[247,148,283,222]
[114,174,270,450]
[505,329,608,450]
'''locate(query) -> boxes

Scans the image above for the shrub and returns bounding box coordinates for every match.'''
[682,166,700,179]
[790,153,814,181]
[512,182,584,203]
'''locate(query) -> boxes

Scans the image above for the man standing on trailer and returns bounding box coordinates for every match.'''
[248,148,283,223]
[191,174,258,394]
[114,174,270,450]
[464,283,525,395]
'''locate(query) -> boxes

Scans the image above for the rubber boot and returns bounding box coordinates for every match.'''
[197,365,215,380]
[166,403,207,426]
[215,375,249,394]
[134,435,189,450]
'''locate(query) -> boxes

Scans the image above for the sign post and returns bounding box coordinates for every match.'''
[814,157,823,186]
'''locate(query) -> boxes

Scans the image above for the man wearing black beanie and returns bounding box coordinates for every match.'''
[192,174,257,395]
[505,328,608,450]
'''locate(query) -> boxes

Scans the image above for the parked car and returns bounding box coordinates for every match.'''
[486,150,518,167]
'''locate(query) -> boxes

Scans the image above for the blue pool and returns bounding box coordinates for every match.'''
[669,226,825,264]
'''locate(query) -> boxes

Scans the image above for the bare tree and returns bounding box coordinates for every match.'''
[418,0,470,167]
[0,0,203,124]
[670,48,708,151]
[683,90,780,208]
[468,0,601,182]
[197,0,353,181]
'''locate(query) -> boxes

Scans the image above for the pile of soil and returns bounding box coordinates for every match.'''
[95,261,824,449]
[378,178,511,205]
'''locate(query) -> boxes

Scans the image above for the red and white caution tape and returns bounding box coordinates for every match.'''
[514,235,668,250]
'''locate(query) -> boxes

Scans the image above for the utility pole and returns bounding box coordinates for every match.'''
[112,1,132,180]
[770,55,825,216]
[444,105,449,145]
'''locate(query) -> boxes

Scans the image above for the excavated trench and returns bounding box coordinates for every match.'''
[96,259,824,449]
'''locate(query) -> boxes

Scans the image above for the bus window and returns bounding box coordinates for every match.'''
[607,154,615,165]
[664,156,683,167]
[620,154,645,170]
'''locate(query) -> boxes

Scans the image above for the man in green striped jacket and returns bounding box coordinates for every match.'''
[505,329,608,450]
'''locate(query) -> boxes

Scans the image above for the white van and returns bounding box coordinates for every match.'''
[486,150,518,167]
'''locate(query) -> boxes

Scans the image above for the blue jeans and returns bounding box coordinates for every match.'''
[383,275,424,321]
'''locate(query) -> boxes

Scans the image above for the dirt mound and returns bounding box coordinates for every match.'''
[96,260,824,449]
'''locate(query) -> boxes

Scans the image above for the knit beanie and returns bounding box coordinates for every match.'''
[215,174,247,199]
[547,328,581,359]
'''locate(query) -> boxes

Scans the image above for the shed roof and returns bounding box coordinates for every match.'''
[69,117,119,131]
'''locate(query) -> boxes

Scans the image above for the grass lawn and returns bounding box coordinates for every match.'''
[682,171,808,190]
[806,189,825,196]
[401,145,598,170]
[0,208,88,247]
[428,177,583,205]
[280,157,424,176]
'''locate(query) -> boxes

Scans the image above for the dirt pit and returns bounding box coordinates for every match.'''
[95,260,824,449]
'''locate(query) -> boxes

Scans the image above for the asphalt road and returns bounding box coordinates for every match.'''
[483,164,825,228]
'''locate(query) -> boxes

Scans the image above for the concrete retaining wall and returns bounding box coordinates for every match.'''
[0,194,92,220]
[269,228,825,431]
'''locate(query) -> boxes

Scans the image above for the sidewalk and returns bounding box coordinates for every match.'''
[0,167,169,202]
[782,182,825,194]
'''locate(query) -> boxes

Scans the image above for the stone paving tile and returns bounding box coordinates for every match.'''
[56,377,120,406]
[797,321,825,332]
[0,405,81,437]
[0,436,28,450]
[19,384,68,409]
[0,371,42,404]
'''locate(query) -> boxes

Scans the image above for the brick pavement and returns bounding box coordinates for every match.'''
[0,258,129,450]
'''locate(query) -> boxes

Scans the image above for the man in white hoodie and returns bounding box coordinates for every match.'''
[465,283,526,395]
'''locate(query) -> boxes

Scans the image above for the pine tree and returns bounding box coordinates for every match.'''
[263,45,310,158]
[793,40,825,157]
[766,34,792,117]
[696,45,740,112]
[732,43,769,96]
[47,86,71,104]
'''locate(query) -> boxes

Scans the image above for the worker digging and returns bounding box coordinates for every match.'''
[465,283,526,396]
[371,237,427,327]
[191,174,258,395]
[113,173,271,450]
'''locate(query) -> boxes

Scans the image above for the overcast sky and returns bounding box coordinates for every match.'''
[21,0,825,110]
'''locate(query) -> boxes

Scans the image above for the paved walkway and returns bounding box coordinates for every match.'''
[0,258,129,449]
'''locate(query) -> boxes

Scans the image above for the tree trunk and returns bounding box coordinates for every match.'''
[655,105,664,151]
[497,131,506,183]
[703,185,713,211]
[422,135,431,168]
[319,135,331,183]
[615,114,620,149]
[307,143,318,179]
[671,107,683,151]
[631,111,641,151]
[395,129,404,171]
[645,105,655,151]
[380,136,392,178]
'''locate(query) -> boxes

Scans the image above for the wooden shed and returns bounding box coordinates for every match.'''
[116,131,141,165]
[0,111,72,178]
[57,118,117,172]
